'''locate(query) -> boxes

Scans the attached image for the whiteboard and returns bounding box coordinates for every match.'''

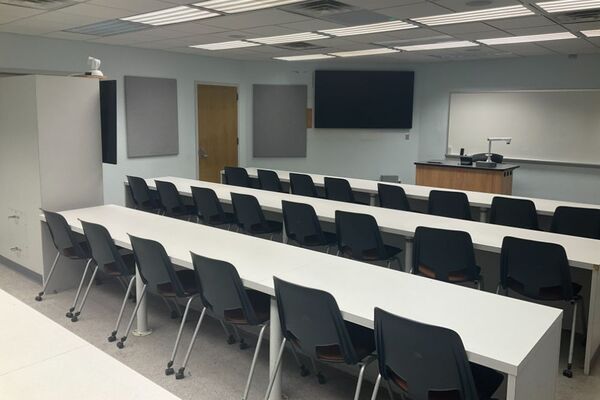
[447,90,600,166]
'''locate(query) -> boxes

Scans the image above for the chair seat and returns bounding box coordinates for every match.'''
[341,244,401,261]
[246,220,282,235]
[315,321,375,364]
[157,270,199,297]
[202,212,235,227]
[290,231,337,247]
[224,289,270,325]
[416,265,481,283]
[103,252,136,276]
[61,240,91,260]
[167,204,197,218]
[506,278,582,301]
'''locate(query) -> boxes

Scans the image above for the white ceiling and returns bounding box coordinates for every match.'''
[0,0,599,62]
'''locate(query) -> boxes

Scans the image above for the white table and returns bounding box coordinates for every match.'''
[50,205,561,400]
[241,167,600,221]
[0,288,181,400]
[137,177,600,375]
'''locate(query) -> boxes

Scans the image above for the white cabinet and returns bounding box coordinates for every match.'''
[0,75,104,276]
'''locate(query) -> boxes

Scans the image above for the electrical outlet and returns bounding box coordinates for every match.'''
[405,133,410,140]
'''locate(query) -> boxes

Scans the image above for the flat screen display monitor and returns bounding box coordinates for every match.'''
[100,80,117,164]
[314,70,414,129]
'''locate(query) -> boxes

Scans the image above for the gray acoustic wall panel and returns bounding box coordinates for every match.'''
[125,76,178,158]
[253,84,307,158]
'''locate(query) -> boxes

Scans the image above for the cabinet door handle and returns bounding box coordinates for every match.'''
[10,247,21,252]
[8,215,19,219]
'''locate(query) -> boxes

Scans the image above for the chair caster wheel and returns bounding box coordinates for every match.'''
[239,339,249,350]
[227,334,236,345]
[108,335,116,342]
[35,295,43,302]
[317,373,326,384]
[300,365,310,377]
[175,368,185,380]
[165,367,174,376]
[71,316,78,322]
[170,311,179,319]
[563,369,573,378]
[66,312,73,318]
[117,341,125,349]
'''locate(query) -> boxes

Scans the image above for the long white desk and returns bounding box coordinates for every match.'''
[0,288,181,400]
[50,205,561,400]
[241,167,600,221]
[136,177,600,375]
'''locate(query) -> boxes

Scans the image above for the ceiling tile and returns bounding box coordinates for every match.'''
[43,31,97,41]
[0,4,46,24]
[279,19,343,32]
[506,26,569,35]
[563,21,600,32]
[204,9,306,29]
[429,0,519,12]
[89,27,185,44]
[341,31,402,43]
[538,39,600,54]
[484,42,557,56]
[486,16,555,30]
[165,21,226,34]
[378,2,455,19]
[432,22,499,34]
[241,25,298,36]
[59,3,132,19]
[87,0,169,13]
[342,0,424,10]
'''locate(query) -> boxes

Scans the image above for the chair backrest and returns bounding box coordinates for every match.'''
[155,180,185,215]
[43,210,88,258]
[191,253,260,325]
[274,277,359,364]
[224,166,250,188]
[81,220,130,275]
[257,169,283,192]
[428,190,472,220]
[324,177,355,203]
[335,210,386,260]
[551,206,600,240]
[129,234,185,295]
[281,200,325,246]
[472,153,503,163]
[191,186,226,225]
[231,193,266,232]
[374,308,479,400]
[500,236,573,300]
[378,183,410,211]
[413,226,477,282]
[489,197,538,230]
[127,175,154,210]
[289,173,318,197]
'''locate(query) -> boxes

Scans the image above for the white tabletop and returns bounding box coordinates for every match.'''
[53,205,561,377]
[0,288,181,400]
[148,177,600,270]
[244,167,600,216]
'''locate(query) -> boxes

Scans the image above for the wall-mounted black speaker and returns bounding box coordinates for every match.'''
[100,80,117,164]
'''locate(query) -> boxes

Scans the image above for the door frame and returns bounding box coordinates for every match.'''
[194,81,240,180]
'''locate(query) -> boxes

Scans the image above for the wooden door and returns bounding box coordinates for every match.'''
[197,84,238,182]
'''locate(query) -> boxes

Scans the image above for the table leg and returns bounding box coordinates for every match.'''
[479,207,488,223]
[133,268,152,336]
[269,297,282,400]
[369,194,377,206]
[584,266,600,375]
[404,239,413,273]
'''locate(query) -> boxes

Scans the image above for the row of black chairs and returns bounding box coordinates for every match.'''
[223,167,600,239]
[38,209,505,399]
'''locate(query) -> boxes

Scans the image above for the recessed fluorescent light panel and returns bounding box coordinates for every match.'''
[396,41,478,51]
[581,29,600,37]
[274,54,335,61]
[250,32,329,44]
[320,21,417,37]
[190,40,260,50]
[330,48,399,57]
[121,6,219,26]
[478,32,576,45]
[412,5,534,26]
[195,0,303,13]
[536,0,600,13]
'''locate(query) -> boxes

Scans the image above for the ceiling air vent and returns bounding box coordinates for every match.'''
[64,20,150,36]
[275,41,326,50]
[554,9,600,23]
[282,0,357,17]
[0,0,82,10]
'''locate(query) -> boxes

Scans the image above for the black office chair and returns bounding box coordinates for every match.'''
[231,193,282,239]
[78,221,136,331]
[428,190,472,220]
[335,210,401,268]
[174,254,270,398]
[36,210,92,308]
[489,197,538,230]
[265,278,376,400]
[498,236,586,378]
[127,175,161,213]
[224,166,251,188]
[551,206,600,240]
[257,169,283,192]
[472,153,504,164]
[371,307,504,400]
[378,183,411,211]
[290,173,319,197]
[324,177,356,203]
[282,200,336,253]
[119,234,199,372]
[155,180,196,220]
[191,186,235,229]
[412,226,483,289]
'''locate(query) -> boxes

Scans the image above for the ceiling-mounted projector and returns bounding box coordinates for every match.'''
[86,56,104,78]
